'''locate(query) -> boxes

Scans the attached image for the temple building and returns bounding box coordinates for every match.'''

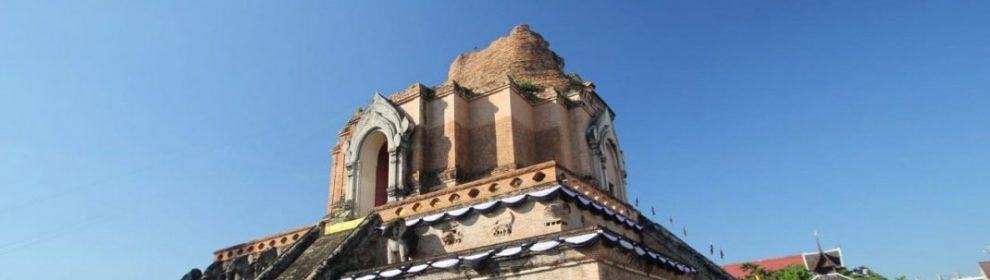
[722,248,848,280]
[181,25,732,280]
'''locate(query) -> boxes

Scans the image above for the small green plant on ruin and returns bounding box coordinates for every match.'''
[567,72,584,83]
[515,80,538,92]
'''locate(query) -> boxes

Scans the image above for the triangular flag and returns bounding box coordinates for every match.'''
[650,206,656,216]
[635,197,639,207]
[682,227,688,237]
[669,216,674,224]
[708,242,714,255]
[720,249,725,260]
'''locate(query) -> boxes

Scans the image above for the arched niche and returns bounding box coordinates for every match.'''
[353,130,389,215]
[586,110,628,201]
[344,93,413,217]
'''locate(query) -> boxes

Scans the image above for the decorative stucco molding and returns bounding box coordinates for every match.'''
[344,93,413,217]
[586,110,627,201]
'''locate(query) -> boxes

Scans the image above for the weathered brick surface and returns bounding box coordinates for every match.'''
[447,24,580,94]
[187,24,733,280]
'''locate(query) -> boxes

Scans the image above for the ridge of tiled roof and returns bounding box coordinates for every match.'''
[722,254,806,278]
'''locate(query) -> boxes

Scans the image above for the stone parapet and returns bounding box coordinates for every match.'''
[373,161,559,222]
[371,160,638,224]
[213,224,314,263]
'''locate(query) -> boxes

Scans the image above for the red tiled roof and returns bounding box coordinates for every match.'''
[723,255,806,279]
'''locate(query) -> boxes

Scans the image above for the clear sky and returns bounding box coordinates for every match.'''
[2,1,988,279]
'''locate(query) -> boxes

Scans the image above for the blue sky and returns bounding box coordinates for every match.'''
[1,1,988,279]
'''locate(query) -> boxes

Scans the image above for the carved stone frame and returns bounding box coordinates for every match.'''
[586,110,627,201]
[344,94,413,216]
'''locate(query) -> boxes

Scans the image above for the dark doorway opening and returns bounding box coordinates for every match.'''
[374,143,388,206]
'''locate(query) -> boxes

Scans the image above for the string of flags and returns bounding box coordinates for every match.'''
[708,242,725,260]
[637,196,727,263]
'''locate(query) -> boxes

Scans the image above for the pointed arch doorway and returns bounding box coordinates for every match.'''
[341,93,413,220]
[354,130,390,216]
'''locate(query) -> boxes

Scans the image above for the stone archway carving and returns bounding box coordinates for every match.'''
[586,109,627,201]
[344,93,413,216]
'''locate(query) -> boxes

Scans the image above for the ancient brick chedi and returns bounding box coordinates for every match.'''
[182,25,733,280]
